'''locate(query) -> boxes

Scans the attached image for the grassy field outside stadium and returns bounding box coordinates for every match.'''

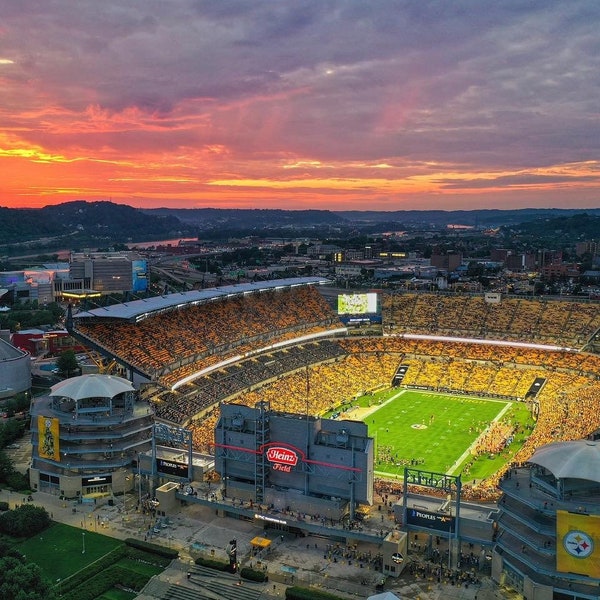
[338,389,534,482]
[14,522,166,599]
[16,522,122,581]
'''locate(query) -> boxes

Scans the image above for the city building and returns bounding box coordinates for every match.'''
[11,328,86,357]
[0,336,31,399]
[0,253,147,303]
[575,241,598,258]
[430,252,462,272]
[66,251,148,296]
[494,439,600,600]
[214,400,374,521]
[29,374,153,501]
[0,264,69,304]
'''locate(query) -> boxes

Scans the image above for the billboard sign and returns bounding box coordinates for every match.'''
[82,474,113,486]
[557,510,600,578]
[156,458,189,478]
[406,508,455,533]
[266,446,298,473]
[132,259,148,293]
[38,416,60,461]
[337,292,378,315]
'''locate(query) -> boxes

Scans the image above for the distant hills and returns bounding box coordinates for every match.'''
[334,208,600,227]
[146,207,343,228]
[1,200,600,249]
[0,201,187,246]
[144,205,600,229]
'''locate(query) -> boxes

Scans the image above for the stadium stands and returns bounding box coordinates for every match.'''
[75,284,340,382]
[382,292,600,347]
[73,287,600,500]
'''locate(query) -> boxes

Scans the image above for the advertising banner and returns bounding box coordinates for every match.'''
[38,415,60,461]
[406,508,455,533]
[156,458,189,478]
[556,510,600,578]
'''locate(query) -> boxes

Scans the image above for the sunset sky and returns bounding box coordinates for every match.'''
[1,1,599,211]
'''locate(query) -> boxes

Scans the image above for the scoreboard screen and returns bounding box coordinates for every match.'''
[337,292,378,315]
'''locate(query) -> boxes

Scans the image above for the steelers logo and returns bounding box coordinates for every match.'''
[563,530,594,559]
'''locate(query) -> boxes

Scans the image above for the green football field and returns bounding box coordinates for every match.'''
[352,389,531,480]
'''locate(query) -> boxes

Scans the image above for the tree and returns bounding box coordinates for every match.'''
[467,261,485,278]
[55,350,79,378]
[0,555,56,600]
[0,505,52,537]
[0,419,26,449]
[0,451,14,483]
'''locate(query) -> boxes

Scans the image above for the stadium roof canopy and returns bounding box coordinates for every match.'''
[49,374,134,400]
[529,440,600,483]
[73,277,330,323]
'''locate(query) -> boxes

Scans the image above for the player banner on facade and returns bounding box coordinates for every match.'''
[556,510,600,578]
[38,415,60,461]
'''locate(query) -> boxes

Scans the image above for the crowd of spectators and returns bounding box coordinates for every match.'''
[127,330,600,489]
[75,284,339,380]
[184,336,600,478]
[186,348,399,452]
[150,341,347,424]
[381,292,600,347]
[76,286,600,501]
[471,420,515,457]
[343,338,600,484]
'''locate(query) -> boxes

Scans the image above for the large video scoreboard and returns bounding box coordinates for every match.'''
[337,292,378,315]
[337,292,381,326]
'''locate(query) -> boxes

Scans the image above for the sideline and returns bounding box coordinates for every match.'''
[349,388,407,422]
[447,401,513,476]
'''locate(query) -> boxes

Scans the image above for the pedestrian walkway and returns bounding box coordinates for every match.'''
[0,487,516,600]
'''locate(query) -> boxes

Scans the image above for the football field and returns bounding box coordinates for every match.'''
[361,389,519,479]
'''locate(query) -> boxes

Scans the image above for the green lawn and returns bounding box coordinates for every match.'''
[118,556,166,577]
[16,522,123,581]
[354,389,528,479]
[14,523,167,598]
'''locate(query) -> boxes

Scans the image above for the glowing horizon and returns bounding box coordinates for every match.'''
[1,2,599,212]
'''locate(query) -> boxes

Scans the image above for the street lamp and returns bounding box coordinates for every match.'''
[82,532,85,554]
[137,457,142,509]
[124,474,131,512]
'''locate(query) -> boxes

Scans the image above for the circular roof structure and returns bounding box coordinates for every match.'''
[49,374,134,401]
[529,440,600,483]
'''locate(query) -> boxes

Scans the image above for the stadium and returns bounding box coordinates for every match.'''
[59,277,600,598]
